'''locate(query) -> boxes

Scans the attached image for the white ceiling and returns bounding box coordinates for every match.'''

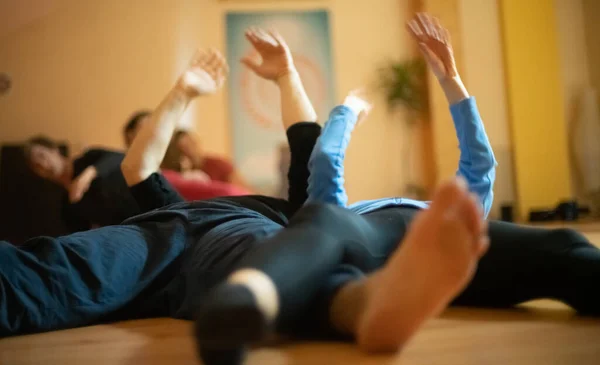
[0,0,62,39]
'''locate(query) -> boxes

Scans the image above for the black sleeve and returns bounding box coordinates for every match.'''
[74,149,125,178]
[60,195,92,233]
[128,172,185,213]
[286,122,322,211]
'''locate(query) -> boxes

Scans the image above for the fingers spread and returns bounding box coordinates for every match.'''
[432,16,444,42]
[442,27,451,45]
[206,48,221,70]
[417,13,434,39]
[245,29,260,46]
[406,19,425,41]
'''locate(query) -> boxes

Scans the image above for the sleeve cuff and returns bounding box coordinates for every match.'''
[449,96,479,127]
[330,105,359,126]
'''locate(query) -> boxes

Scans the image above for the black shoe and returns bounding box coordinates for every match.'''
[194,284,272,365]
[197,346,246,365]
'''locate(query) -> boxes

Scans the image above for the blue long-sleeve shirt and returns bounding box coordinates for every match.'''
[307,97,497,218]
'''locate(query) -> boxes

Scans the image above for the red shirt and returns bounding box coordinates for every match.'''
[161,169,248,201]
[199,156,234,183]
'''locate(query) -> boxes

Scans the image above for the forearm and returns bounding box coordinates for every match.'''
[440,76,469,105]
[277,70,317,130]
[122,87,191,186]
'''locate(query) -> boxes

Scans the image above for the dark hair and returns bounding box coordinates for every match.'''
[123,110,152,136]
[23,135,59,162]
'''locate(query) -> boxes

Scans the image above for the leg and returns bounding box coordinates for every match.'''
[307,106,358,207]
[194,179,487,358]
[453,222,600,314]
[0,220,186,336]
[193,202,376,364]
[286,122,322,210]
[322,179,487,351]
[195,203,393,342]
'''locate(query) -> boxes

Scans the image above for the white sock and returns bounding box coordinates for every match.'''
[227,269,280,323]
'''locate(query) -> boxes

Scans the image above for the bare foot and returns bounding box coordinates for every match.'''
[356,178,489,352]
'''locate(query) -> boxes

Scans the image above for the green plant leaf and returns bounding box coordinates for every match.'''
[377,58,429,121]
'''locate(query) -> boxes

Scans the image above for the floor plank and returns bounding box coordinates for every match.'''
[2,306,599,365]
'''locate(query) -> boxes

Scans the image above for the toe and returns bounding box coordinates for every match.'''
[429,177,469,217]
[456,193,485,240]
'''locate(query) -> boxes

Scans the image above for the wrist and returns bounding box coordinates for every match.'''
[174,79,201,101]
[439,75,462,88]
[276,67,299,85]
[439,76,469,105]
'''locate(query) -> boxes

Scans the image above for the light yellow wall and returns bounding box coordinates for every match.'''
[0,0,410,202]
[499,0,573,220]
[459,0,514,219]
[0,0,185,151]
[583,0,600,102]
[555,0,591,199]
[556,0,591,113]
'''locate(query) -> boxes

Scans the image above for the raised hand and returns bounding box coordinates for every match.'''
[177,49,228,98]
[406,13,457,81]
[241,27,295,81]
[343,89,373,126]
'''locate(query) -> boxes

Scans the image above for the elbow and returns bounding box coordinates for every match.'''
[120,159,147,187]
[120,160,137,187]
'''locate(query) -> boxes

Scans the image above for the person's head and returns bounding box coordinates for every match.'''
[161,130,202,172]
[123,110,151,148]
[173,130,202,160]
[23,136,68,182]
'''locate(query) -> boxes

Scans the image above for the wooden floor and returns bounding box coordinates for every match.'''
[2,304,599,365]
[2,232,600,365]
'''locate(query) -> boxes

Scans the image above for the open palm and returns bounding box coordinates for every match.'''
[241,28,294,81]
[178,49,228,97]
[407,13,457,81]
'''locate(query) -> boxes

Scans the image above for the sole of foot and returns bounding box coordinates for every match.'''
[356,178,489,352]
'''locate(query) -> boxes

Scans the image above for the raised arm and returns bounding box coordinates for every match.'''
[307,91,372,206]
[407,13,497,217]
[121,49,228,211]
[241,28,320,208]
[122,49,227,186]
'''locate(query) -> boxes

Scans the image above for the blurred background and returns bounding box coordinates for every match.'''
[0,0,599,240]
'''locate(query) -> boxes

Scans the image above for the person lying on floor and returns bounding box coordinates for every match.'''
[0,30,484,363]
[23,136,139,232]
[194,15,600,363]
[123,112,251,199]
[162,129,255,192]
[2,18,597,365]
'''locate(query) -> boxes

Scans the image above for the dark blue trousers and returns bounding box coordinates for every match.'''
[0,219,188,336]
